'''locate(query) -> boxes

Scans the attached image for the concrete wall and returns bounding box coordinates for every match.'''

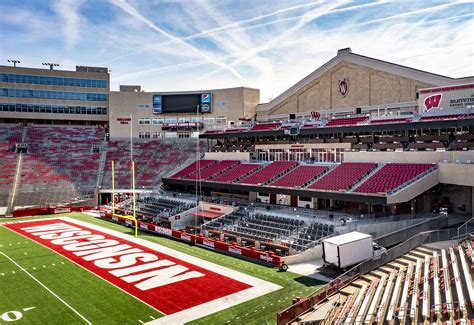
[259,61,434,116]
[204,152,250,161]
[109,87,259,139]
[344,151,474,164]
[283,244,323,265]
[355,218,428,239]
[387,170,439,204]
[439,163,474,187]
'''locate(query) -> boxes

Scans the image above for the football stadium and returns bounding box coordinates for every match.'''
[1,1,474,324]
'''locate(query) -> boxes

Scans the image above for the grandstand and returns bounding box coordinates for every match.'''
[282,236,474,324]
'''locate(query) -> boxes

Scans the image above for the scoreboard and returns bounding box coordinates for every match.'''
[153,93,212,114]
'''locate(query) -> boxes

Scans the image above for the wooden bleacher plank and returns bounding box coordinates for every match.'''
[364,274,387,324]
[398,263,414,322]
[458,244,474,308]
[386,267,405,322]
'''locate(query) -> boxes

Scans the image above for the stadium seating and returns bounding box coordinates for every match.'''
[354,163,435,194]
[296,244,474,324]
[169,158,215,179]
[326,116,368,127]
[238,161,298,185]
[101,140,203,189]
[211,163,262,182]
[270,165,329,188]
[185,160,240,180]
[370,117,412,124]
[250,122,281,131]
[308,162,377,191]
[0,126,22,206]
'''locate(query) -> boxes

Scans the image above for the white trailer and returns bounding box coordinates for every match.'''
[322,231,374,270]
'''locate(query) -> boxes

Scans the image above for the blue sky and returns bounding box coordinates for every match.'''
[0,0,473,101]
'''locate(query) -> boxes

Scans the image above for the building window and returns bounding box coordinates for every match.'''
[203,117,215,124]
[138,104,150,109]
[138,118,151,125]
[152,132,161,139]
[0,102,107,115]
[0,73,106,88]
[152,118,164,125]
[165,118,177,123]
[138,132,151,139]
[191,117,202,123]
[0,87,107,102]
[216,116,227,124]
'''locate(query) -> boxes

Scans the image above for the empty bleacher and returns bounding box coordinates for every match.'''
[326,116,368,127]
[0,126,22,206]
[250,122,281,131]
[354,163,435,194]
[136,195,195,219]
[308,162,377,191]
[185,160,239,180]
[238,161,298,185]
[13,126,103,206]
[211,163,262,182]
[270,165,329,188]
[169,159,216,179]
[297,243,474,324]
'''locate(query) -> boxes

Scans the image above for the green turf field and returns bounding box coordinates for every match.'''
[0,213,324,324]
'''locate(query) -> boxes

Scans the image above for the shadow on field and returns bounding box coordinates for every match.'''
[293,276,325,287]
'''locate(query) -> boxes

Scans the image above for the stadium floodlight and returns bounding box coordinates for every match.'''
[7,59,21,67]
[42,62,60,70]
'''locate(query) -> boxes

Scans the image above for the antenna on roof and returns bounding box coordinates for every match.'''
[7,59,20,67]
[42,62,59,70]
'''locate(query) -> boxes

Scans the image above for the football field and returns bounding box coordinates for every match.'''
[0,213,324,324]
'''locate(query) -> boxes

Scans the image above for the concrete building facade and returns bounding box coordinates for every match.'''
[0,64,110,125]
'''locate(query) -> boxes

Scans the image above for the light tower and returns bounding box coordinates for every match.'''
[7,59,21,67]
[42,62,59,70]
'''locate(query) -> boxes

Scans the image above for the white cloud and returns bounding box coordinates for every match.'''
[51,0,85,49]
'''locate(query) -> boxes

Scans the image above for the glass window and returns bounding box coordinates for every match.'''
[138,118,151,125]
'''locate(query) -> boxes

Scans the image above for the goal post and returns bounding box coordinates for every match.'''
[111,160,138,237]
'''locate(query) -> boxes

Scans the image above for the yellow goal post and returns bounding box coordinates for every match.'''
[111,160,138,237]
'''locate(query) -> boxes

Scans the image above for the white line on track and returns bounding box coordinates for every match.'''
[0,251,92,325]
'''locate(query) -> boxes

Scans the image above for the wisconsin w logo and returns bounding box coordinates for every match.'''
[338,78,349,97]
[424,94,442,110]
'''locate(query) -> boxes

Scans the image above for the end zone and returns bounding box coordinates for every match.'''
[2,217,281,324]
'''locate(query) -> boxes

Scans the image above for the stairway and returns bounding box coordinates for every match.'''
[6,153,23,215]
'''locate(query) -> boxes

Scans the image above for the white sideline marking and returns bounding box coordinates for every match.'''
[0,252,91,325]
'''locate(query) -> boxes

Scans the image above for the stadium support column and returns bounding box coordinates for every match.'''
[471,186,473,218]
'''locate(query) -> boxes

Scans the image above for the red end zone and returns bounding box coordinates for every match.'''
[4,219,252,315]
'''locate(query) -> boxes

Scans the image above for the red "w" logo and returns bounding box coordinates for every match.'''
[424,94,442,110]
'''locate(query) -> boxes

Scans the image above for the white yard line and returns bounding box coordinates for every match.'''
[0,251,91,325]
